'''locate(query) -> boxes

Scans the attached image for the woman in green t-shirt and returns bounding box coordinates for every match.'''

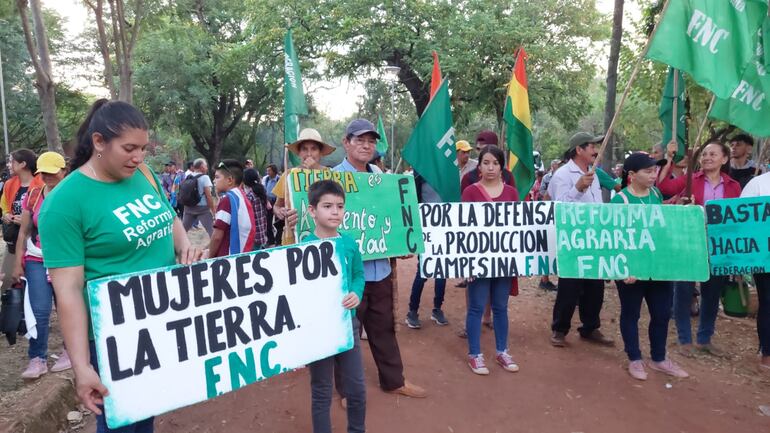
[38,99,202,433]
[610,152,689,381]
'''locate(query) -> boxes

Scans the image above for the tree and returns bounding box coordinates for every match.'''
[83,0,149,103]
[602,0,623,168]
[133,0,286,169]
[16,0,62,152]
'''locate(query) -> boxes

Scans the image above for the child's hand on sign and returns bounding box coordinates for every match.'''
[623,277,638,285]
[76,366,109,415]
[342,292,360,310]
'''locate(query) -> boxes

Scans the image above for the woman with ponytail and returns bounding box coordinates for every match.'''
[38,99,202,433]
[611,152,688,381]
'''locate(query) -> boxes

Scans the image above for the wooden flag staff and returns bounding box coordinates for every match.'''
[593,0,671,170]
[685,94,717,197]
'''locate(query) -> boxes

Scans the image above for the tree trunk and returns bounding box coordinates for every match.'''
[85,0,118,99]
[17,0,63,153]
[603,0,624,170]
[104,0,143,103]
[387,50,430,116]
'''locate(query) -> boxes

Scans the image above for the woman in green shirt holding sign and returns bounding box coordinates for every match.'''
[611,152,689,381]
[39,100,202,433]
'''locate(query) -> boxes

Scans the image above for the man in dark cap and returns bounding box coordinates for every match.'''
[333,118,427,399]
[547,132,615,348]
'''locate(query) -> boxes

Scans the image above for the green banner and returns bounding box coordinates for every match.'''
[705,196,770,276]
[288,169,424,260]
[555,203,709,281]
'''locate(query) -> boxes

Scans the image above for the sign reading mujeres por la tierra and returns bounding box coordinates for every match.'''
[87,240,354,429]
[555,203,709,281]
[419,201,557,279]
[287,169,423,259]
[705,196,770,275]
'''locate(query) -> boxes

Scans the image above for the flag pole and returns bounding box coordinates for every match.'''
[671,69,679,145]
[592,0,672,170]
[685,94,716,196]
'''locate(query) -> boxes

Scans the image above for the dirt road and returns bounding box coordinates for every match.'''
[70,256,770,433]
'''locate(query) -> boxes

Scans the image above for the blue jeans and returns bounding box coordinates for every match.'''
[26,260,54,360]
[408,267,445,312]
[616,280,672,362]
[309,318,365,433]
[673,276,727,345]
[466,277,512,355]
[89,341,154,433]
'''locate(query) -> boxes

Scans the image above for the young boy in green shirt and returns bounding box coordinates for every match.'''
[304,180,366,433]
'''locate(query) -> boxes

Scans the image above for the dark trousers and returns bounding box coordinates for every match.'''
[310,317,366,433]
[616,280,673,362]
[551,277,605,336]
[265,210,276,245]
[358,276,405,391]
[89,341,154,433]
[755,273,770,356]
[673,275,727,345]
[408,267,445,312]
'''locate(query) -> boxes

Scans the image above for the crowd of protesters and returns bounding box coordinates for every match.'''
[1,98,768,433]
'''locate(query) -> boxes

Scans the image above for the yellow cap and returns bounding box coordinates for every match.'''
[456,140,472,152]
[36,151,66,174]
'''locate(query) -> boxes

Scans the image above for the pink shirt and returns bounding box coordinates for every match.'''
[702,178,725,202]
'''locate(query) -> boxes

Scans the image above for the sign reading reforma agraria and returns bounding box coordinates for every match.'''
[555,203,709,281]
[288,169,423,260]
[418,201,556,279]
[87,240,354,429]
[705,196,770,276]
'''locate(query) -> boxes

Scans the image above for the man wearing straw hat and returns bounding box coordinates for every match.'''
[547,132,615,348]
[273,128,336,245]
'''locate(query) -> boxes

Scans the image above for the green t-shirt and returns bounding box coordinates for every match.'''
[610,186,663,205]
[39,169,177,299]
[304,233,364,303]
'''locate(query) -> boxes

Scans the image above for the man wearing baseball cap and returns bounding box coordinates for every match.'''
[456,140,477,178]
[547,132,614,348]
[334,118,427,399]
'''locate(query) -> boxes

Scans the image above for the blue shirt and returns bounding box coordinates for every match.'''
[263,175,279,202]
[333,158,391,282]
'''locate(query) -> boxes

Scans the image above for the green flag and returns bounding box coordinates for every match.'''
[284,29,308,165]
[402,79,460,202]
[646,0,767,99]
[659,68,687,160]
[376,115,389,154]
[711,18,770,137]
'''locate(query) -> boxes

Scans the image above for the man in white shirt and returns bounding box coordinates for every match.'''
[548,132,614,348]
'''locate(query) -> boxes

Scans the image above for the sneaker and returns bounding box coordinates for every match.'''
[677,344,697,358]
[550,331,566,347]
[431,309,449,326]
[386,380,427,398]
[468,354,490,375]
[649,359,689,378]
[21,358,48,380]
[50,351,72,372]
[405,310,422,329]
[455,280,468,288]
[627,360,647,381]
[538,280,557,291]
[457,327,467,338]
[496,351,519,372]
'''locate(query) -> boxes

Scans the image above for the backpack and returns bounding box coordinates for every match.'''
[178,174,204,207]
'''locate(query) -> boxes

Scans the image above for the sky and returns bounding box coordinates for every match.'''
[43,0,636,121]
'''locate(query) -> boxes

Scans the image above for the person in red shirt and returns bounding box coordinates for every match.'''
[461,145,520,375]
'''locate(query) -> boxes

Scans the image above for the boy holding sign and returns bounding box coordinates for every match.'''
[304,180,367,433]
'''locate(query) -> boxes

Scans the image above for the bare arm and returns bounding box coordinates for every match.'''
[204,187,215,215]
[49,266,108,414]
[208,228,225,257]
[12,210,31,281]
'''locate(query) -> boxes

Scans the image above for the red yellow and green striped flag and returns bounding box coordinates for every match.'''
[503,48,534,198]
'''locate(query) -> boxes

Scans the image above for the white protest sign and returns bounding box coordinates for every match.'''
[87,239,353,429]
[418,201,557,279]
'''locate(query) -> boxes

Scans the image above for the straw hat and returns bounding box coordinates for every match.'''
[286,128,336,156]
